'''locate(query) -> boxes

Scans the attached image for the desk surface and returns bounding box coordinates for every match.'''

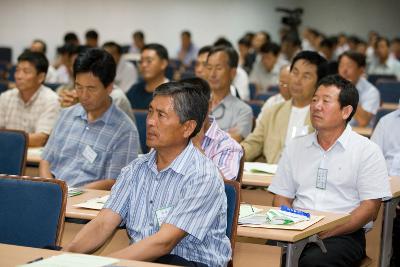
[27,147,43,164]
[381,103,399,110]
[242,172,273,187]
[391,176,400,198]
[352,126,373,137]
[66,189,109,220]
[237,206,351,243]
[0,243,171,267]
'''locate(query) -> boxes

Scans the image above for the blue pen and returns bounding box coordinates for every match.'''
[280,205,311,218]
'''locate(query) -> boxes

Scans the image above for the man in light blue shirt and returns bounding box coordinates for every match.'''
[40,49,139,190]
[64,81,231,266]
[371,108,400,176]
[339,51,380,127]
[371,107,400,266]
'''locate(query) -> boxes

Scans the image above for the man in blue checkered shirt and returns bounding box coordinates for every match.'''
[40,49,139,190]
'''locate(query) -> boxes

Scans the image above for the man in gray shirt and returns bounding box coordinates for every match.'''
[206,45,253,142]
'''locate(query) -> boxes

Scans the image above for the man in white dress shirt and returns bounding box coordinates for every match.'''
[269,74,391,267]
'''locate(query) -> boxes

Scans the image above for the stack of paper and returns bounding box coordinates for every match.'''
[244,162,278,174]
[68,187,84,197]
[239,208,325,230]
[73,195,109,210]
[18,253,119,267]
[239,204,262,219]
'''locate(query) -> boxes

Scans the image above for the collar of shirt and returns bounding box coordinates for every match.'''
[72,99,116,125]
[145,141,197,176]
[213,93,235,111]
[18,84,44,107]
[307,124,352,151]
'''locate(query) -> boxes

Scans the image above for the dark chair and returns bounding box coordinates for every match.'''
[247,100,264,118]
[0,129,28,175]
[44,83,63,91]
[376,80,400,104]
[0,80,8,94]
[7,64,16,82]
[133,109,149,153]
[373,108,394,129]
[255,91,276,101]
[267,85,279,93]
[121,44,130,54]
[0,175,67,248]
[0,47,12,65]
[237,146,245,184]
[224,179,241,267]
[249,83,257,100]
[367,74,397,86]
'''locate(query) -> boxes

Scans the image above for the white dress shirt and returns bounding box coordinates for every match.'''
[371,109,400,176]
[269,125,391,214]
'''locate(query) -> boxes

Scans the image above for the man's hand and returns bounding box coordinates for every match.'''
[59,89,79,108]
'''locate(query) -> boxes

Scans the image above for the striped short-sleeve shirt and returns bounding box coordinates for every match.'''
[104,141,232,266]
[202,117,243,180]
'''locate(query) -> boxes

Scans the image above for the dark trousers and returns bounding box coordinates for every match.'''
[155,254,208,267]
[392,209,400,267]
[298,229,366,267]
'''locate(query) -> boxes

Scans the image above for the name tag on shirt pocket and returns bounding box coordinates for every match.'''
[82,145,98,163]
[156,206,173,227]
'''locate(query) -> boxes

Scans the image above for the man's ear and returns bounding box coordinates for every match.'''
[106,83,113,95]
[182,120,197,139]
[230,67,237,81]
[342,105,353,121]
[37,72,46,84]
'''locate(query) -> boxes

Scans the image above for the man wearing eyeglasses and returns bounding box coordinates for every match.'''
[242,51,328,164]
[206,45,253,142]
[39,49,139,190]
[256,65,292,124]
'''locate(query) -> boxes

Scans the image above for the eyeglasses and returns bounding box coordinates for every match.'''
[211,103,226,120]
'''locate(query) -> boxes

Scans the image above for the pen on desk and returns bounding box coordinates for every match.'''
[26,257,43,264]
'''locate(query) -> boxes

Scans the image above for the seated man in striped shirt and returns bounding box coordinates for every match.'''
[39,49,139,190]
[185,77,244,181]
[64,81,232,266]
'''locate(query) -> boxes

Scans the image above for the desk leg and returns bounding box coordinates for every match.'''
[279,239,308,267]
[280,234,326,267]
[380,197,400,267]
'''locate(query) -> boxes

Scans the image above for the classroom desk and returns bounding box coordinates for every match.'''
[380,176,400,267]
[0,243,171,267]
[381,103,399,110]
[65,190,282,266]
[241,172,274,206]
[237,206,351,267]
[353,126,373,138]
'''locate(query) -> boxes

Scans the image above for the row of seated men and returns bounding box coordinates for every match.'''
[0,44,399,266]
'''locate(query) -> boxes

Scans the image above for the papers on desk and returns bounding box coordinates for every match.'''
[68,187,84,197]
[239,204,262,219]
[239,207,325,231]
[73,195,109,210]
[244,162,278,174]
[18,253,119,267]
[27,147,44,158]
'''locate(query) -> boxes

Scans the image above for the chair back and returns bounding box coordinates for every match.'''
[367,74,397,86]
[224,179,241,253]
[376,80,400,104]
[247,100,264,118]
[0,129,28,175]
[237,147,245,184]
[133,109,149,153]
[0,175,67,248]
[249,83,257,100]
